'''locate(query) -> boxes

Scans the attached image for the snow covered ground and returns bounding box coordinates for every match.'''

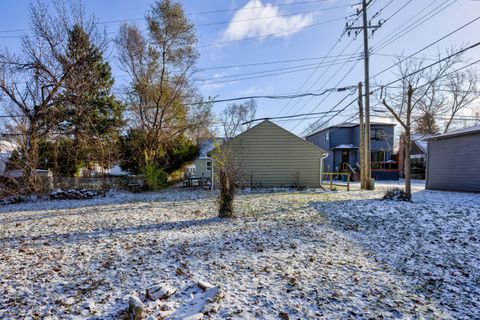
[0,187,479,319]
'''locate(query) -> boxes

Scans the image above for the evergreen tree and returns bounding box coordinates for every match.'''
[415,111,439,135]
[50,24,124,176]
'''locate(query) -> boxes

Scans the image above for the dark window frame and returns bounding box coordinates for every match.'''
[370,128,385,141]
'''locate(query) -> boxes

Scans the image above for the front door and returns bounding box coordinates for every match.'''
[341,150,349,164]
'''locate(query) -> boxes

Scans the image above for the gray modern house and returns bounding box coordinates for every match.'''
[426,125,480,192]
[306,122,398,180]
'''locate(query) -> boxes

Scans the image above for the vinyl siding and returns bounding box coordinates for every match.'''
[426,132,480,192]
[194,158,212,178]
[305,130,332,171]
[228,121,327,188]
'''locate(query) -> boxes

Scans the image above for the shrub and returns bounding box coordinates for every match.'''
[382,187,411,201]
[143,161,168,191]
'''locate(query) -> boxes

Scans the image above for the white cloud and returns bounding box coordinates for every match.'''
[221,0,315,42]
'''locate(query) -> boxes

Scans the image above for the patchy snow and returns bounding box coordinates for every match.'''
[314,189,480,319]
[331,144,358,150]
[0,188,479,318]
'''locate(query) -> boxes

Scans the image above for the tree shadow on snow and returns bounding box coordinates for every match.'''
[0,190,216,215]
[0,216,224,248]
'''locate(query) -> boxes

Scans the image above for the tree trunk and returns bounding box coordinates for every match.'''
[24,123,40,194]
[218,170,235,218]
[404,85,413,200]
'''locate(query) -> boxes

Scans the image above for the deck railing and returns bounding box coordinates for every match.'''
[371,161,399,170]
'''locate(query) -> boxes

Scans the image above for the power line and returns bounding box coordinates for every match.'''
[195,4,352,27]
[301,95,358,136]
[275,38,344,117]
[372,14,480,79]
[277,1,374,116]
[294,0,380,139]
[289,48,363,132]
[371,0,443,49]
[380,0,413,25]
[199,16,346,48]
[199,57,362,85]
[242,109,350,125]
[187,0,331,16]
[0,0,336,34]
[300,42,480,137]
[275,3,362,119]
[380,42,480,89]
[373,0,456,53]
[199,52,362,70]
[286,42,363,122]
[0,85,357,119]
[100,4,351,28]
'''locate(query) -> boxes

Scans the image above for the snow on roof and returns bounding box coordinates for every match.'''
[331,144,359,150]
[198,138,224,157]
[411,133,432,153]
[426,125,480,141]
[0,140,16,153]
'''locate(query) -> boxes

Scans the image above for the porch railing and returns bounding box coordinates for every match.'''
[371,161,399,170]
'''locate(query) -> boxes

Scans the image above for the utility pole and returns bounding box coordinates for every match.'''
[358,82,365,190]
[345,0,383,190]
[361,0,372,190]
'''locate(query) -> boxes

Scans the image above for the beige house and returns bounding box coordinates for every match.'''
[226,120,328,188]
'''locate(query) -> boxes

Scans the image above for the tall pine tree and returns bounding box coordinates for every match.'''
[43,24,124,176]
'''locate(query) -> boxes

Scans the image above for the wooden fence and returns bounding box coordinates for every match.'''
[321,172,350,191]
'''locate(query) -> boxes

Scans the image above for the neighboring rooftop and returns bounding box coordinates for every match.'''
[331,144,359,150]
[305,121,396,138]
[426,125,480,141]
[411,133,433,153]
[0,139,16,153]
[198,137,225,157]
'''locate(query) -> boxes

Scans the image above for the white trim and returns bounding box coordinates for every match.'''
[320,153,328,187]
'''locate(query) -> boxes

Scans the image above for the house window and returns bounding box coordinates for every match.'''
[371,151,385,162]
[325,132,329,142]
[206,161,211,171]
[371,128,385,141]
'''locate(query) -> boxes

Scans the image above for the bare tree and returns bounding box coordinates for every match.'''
[380,55,454,199]
[116,0,211,174]
[220,99,257,138]
[0,0,101,192]
[212,143,243,218]
[443,69,480,133]
[211,101,257,218]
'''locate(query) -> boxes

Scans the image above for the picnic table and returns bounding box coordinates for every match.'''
[183,176,211,187]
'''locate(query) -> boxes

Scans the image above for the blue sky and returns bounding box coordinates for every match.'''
[1,0,479,135]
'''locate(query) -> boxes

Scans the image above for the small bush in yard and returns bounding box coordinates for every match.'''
[382,187,411,201]
[143,154,168,191]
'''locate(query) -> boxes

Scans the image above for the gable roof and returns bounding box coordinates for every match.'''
[305,121,396,138]
[426,125,480,141]
[231,120,328,155]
